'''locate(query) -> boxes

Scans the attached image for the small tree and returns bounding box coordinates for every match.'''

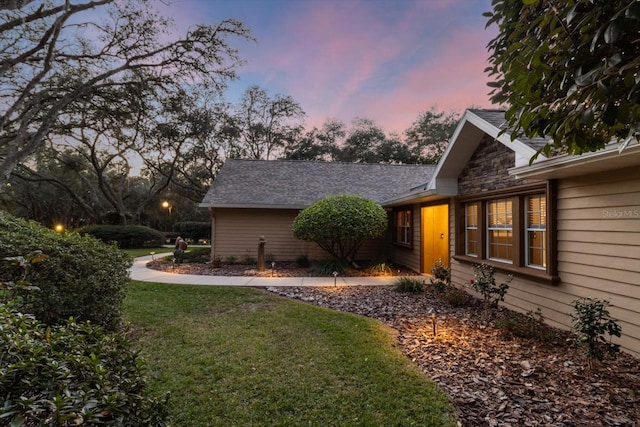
[469,263,512,310]
[571,297,622,369]
[292,194,387,267]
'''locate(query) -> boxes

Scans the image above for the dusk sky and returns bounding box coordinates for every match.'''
[160,0,498,135]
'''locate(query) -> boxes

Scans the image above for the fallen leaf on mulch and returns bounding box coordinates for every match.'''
[266,286,640,427]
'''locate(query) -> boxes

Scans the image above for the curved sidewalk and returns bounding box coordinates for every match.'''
[130,255,399,287]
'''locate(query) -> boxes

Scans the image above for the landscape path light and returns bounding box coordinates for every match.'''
[333,271,339,287]
[427,307,439,336]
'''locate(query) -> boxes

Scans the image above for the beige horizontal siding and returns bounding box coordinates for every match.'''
[449,167,640,356]
[387,204,422,272]
[210,208,385,263]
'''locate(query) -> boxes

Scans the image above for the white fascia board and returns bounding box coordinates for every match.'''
[510,140,640,179]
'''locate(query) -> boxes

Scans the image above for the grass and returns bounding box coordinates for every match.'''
[123,281,457,426]
[122,247,176,258]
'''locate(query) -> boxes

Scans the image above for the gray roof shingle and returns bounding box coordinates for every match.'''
[200,159,436,208]
[469,109,551,151]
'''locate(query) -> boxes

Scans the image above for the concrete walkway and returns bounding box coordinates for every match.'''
[130,255,400,287]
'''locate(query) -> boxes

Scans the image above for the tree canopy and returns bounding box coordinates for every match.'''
[486,0,640,156]
[0,0,252,185]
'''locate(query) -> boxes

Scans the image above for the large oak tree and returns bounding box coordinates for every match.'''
[0,0,252,185]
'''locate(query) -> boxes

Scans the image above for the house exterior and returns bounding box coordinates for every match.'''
[200,159,436,262]
[384,109,640,357]
[201,109,640,356]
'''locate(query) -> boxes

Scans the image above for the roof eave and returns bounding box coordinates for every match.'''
[199,203,307,210]
[510,140,640,180]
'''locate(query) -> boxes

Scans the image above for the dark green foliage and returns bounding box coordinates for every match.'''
[174,247,210,265]
[441,287,473,307]
[495,308,557,342]
[469,263,511,310]
[393,277,425,293]
[295,254,310,268]
[311,259,347,276]
[78,224,165,249]
[571,297,622,368]
[292,194,387,266]
[486,0,640,156]
[172,221,211,241]
[366,260,392,276]
[0,211,131,330]
[430,259,451,293]
[0,303,169,426]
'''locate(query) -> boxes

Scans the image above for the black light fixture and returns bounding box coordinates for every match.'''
[427,307,438,336]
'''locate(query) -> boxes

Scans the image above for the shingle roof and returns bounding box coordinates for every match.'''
[200,159,436,208]
[469,109,551,151]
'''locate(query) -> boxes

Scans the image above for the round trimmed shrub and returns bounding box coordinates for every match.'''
[78,224,165,248]
[292,194,387,265]
[0,211,131,330]
[0,303,169,426]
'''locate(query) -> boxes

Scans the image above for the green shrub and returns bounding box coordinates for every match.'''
[430,259,450,292]
[367,260,392,276]
[495,308,557,342]
[469,263,512,309]
[0,303,169,426]
[311,259,347,276]
[295,254,310,268]
[571,297,622,368]
[393,277,425,293]
[441,286,473,307]
[0,212,131,330]
[292,194,387,266]
[175,247,210,264]
[265,253,276,264]
[172,221,211,241]
[78,224,165,249]
[225,255,238,265]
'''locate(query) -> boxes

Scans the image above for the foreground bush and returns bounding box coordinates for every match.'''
[0,303,169,426]
[0,212,131,330]
[78,224,165,249]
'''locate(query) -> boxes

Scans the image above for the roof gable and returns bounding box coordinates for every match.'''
[200,159,436,209]
[427,109,549,196]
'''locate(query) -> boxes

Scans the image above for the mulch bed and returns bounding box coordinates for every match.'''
[148,260,640,426]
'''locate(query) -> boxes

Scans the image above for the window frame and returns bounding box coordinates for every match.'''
[454,182,558,284]
[525,194,547,270]
[486,198,514,264]
[393,206,413,247]
[465,202,479,257]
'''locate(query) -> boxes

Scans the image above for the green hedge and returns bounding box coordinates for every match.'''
[172,221,211,241]
[0,303,169,426]
[78,224,165,249]
[0,212,131,330]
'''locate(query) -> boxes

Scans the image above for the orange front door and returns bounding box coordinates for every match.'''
[421,204,449,273]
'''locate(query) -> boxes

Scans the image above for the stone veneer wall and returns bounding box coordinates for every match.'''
[458,135,538,195]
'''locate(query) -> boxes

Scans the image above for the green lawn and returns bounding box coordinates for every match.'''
[123,281,457,426]
[122,247,176,258]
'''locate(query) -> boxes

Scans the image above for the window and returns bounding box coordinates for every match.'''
[465,203,478,256]
[456,184,555,281]
[526,194,546,269]
[394,207,412,246]
[487,199,513,263]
